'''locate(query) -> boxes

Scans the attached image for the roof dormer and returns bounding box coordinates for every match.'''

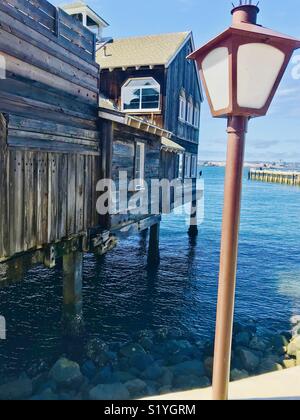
[60,1,109,39]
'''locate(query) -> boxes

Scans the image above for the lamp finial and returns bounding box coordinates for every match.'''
[231,1,260,24]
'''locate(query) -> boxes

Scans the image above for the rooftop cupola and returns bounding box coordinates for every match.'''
[60,1,109,40]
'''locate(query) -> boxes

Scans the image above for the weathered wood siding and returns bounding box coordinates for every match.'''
[0,0,101,261]
[165,39,201,152]
[100,67,166,129]
[100,120,161,230]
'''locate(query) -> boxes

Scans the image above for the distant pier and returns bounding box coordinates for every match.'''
[249,169,300,186]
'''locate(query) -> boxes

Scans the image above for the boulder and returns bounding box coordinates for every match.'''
[124,379,147,396]
[290,315,300,326]
[0,376,33,400]
[110,371,136,384]
[89,383,130,400]
[258,356,283,374]
[174,374,210,390]
[249,336,267,352]
[138,337,154,352]
[171,360,205,377]
[158,368,174,387]
[85,339,110,366]
[49,358,83,388]
[31,388,58,401]
[141,363,164,381]
[282,359,296,369]
[81,360,97,380]
[159,386,172,395]
[92,366,113,385]
[237,349,260,372]
[234,332,251,347]
[119,343,145,358]
[130,352,154,371]
[204,357,214,376]
[230,369,249,382]
[287,336,300,357]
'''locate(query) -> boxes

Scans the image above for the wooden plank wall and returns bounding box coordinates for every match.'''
[108,121,161,230]
[0,0,101,261]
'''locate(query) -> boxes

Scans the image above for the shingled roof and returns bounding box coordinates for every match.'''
[97,32,191,70]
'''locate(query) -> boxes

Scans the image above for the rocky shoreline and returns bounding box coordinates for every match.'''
[0,317,300,400]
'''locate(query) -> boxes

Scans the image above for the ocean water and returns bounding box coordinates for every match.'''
[0,167,300,377]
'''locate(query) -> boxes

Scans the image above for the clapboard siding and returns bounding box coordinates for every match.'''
[165,39,201,148]
[108,122,161,230]
[0,0,101,261]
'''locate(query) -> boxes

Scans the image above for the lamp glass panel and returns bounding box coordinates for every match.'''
[202,47,230,111]
[237,43,285,109]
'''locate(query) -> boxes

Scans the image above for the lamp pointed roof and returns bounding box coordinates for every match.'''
[188,22,300,61]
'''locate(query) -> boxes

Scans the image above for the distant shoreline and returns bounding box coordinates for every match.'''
[199,161,300,170]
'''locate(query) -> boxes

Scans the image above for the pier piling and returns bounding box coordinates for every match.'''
[62,251,84,335]
[147,223,160,265]
[188,199,199,238]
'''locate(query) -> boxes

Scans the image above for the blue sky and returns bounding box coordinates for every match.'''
[53,0,300,162]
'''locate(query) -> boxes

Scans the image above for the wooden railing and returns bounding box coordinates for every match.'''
[1,0,96,61]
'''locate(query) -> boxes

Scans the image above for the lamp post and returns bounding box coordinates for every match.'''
[189,2,300,400]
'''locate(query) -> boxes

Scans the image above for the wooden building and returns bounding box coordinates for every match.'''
[0,0,202,329]
[97,31,203,182]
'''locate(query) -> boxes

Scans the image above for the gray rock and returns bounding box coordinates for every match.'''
[130,353,154,371]
[171,360,205,377]
[237,349,260,372]
[124,379,147,396]
[86,339,110,366]
[0,376,33,400]
[158,368,174,387]
[204,357,214,376]
[49,358,83,388]
[81,360,97,380]
[258,356,283,374]
[89,383,130,400]
[287,336,300,357]
[230,369,249,381]
[119,343,145,358]
[31,388,58,401]
[290,315,300,326]
[110,371,136,383]
[138,337,153,351]
[249,336,267,352]
[234,332,251,347]
[282,359,296,369]
[159,386,172,395]
[174,374,210,390]
[93,366,113,385]
[141,363,164,381]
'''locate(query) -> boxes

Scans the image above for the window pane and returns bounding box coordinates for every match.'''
[141,88,160,109]
[123,88,141,110]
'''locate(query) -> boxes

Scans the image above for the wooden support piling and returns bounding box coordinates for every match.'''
[188,199,199,237]
[147,222,160,265]
[62,251,84,335]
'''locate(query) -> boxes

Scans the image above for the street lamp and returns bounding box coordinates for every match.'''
[189,2,300,401]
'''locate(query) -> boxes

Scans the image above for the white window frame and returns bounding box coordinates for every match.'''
[134,141,145,190]
[178,153,184,180]
[121,77,161,113]
[187,97,194,125]
[191,155,197,178]
[179,90,186,122]
[184,154,191,178]
[194,103,200,128]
